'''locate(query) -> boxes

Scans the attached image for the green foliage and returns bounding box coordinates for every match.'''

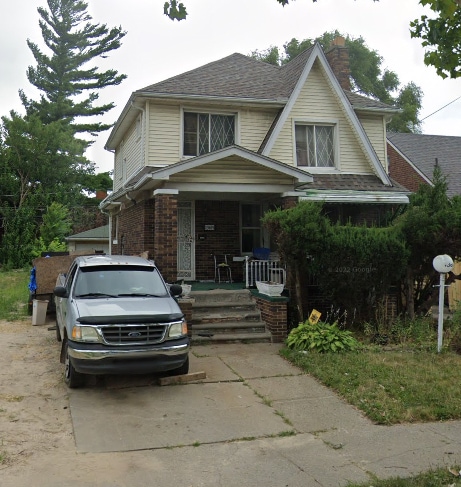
[21,0,127,135]
[263,202,408,321]
[394,167,461,315]
[411,0,461,79]
[317,225,408,319]
[262,201,329,263]
[363,316,435,348]
[1,206,36,270]
[38,202,72,248]
[286,320,359,353]
[31,237,68,259]
[0,269,30,320]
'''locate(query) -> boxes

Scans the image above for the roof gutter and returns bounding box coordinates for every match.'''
[300,189,410,204]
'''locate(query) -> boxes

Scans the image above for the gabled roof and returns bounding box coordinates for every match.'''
[107,45,398,150]
[66,225,109,241]
[387,133,461,197]
[260,43,393,186]
[135,47,397,112]
[101,146,314,209]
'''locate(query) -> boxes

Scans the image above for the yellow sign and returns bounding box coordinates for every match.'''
[309,309,321,324]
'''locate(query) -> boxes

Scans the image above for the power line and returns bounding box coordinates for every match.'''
[421,94,461,121]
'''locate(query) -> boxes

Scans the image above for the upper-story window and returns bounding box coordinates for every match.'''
[183,112,235,156]
[295,124,335,167]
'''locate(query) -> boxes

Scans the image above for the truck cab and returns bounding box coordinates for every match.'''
[54,255,188,387]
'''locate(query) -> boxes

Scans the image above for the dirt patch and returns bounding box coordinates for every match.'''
[0,318,73,470]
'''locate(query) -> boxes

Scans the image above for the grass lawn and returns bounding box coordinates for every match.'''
[281,346,461,425]
[0,268,30,320]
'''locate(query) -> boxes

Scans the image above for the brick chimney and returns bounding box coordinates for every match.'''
[325,36,351,91]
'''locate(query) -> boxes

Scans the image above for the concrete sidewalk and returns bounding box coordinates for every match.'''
[67,342,461,485]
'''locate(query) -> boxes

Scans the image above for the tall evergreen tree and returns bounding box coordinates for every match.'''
[19,0,127,137]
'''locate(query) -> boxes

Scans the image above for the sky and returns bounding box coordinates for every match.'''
[1,0,460,175]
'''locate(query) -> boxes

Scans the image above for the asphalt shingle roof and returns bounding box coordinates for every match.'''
[306,174,408,192]
[136,49,396,112]
[387,132,461,197]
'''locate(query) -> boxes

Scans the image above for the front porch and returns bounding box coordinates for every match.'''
[178,285,290,344]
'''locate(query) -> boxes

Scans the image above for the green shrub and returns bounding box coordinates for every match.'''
[286,320,359,353]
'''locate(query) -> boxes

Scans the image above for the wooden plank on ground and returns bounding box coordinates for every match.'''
[158,371,206,386]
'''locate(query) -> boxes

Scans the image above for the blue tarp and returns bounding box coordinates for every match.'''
[28,266,37,292]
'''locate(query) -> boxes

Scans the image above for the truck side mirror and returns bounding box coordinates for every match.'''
[53,286,68,298]
[169,284,183,297]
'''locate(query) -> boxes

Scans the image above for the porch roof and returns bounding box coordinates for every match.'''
[100,146,314,209]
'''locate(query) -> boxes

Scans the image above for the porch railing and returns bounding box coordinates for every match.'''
[244,256,286,288]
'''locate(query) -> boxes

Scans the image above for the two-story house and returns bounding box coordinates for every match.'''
[100,37,409,284]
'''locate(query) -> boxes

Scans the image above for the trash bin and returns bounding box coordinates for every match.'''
[32,299,49,326]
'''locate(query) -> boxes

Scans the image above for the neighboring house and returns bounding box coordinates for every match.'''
[387,132,461,310]
[100,37,409,284]
[66,225,109,254]
[387,132,461,197]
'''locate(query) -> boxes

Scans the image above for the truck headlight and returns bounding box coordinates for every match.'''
[71,325,99,342]
[168,320,187,338]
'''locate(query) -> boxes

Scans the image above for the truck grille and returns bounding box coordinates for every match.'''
[100,324,167,345]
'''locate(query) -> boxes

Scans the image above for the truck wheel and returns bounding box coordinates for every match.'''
[171,356,189,376]
[64,341,84,388]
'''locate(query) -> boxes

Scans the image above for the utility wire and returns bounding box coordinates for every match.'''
[421,94,461,121]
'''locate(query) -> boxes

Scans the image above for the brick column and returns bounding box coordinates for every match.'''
[153,190,178,282]
[254,294,289,343]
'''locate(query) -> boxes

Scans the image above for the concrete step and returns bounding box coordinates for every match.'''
[192,321,267,334]
[191,331,272,344]
[192,308,262,324]
[188,288,271,344]
[190,289,253,305]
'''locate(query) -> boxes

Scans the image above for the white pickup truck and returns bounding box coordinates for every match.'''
[53,255,189,387]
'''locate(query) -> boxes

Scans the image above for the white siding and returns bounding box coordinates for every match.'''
[148,103,181,165]
[268,60,376,174]
[113,118,143,190]
[239,108,279,151]
[169,156,293,185]
[358,114,387,171]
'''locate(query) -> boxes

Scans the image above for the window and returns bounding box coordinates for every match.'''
[295,124,335,167]
[183,112,235,156]
[241,203,261,253]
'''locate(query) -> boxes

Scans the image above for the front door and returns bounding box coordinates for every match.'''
[177,201,195,281]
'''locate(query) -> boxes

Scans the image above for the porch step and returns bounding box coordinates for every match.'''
[189,289,272,344]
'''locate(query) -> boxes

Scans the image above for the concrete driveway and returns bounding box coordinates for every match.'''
[63,342,461,486]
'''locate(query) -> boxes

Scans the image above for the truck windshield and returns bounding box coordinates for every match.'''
[73,266,168,298]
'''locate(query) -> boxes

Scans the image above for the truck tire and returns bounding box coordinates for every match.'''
[64,341,85,388]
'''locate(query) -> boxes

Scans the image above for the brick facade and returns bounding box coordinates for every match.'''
[387,143,427,193]
[194,200,241,281]
[111,200,155,257]
[154,193,178,282]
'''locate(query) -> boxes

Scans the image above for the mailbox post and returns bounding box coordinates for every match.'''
[432,254,454,353]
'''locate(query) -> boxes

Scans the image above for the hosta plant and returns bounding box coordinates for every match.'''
[286,320,359,353]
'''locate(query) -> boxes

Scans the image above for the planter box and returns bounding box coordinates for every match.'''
[255,281,284,297]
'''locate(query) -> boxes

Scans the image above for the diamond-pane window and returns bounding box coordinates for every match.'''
[295,124,335,167]
[183,112,235,156]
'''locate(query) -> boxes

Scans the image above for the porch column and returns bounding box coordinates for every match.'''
[281,196,298,209]
[153,189,178,282]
